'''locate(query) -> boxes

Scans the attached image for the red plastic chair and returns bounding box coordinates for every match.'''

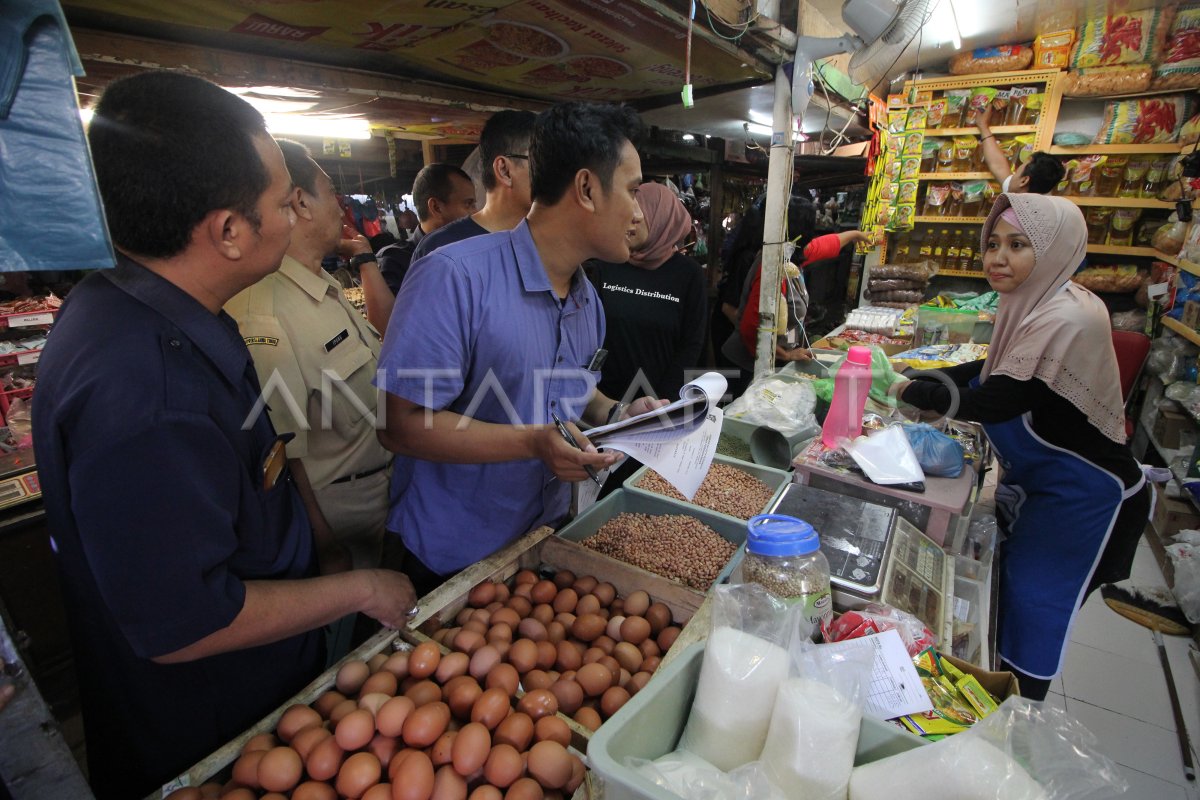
[1111,330,1151,437]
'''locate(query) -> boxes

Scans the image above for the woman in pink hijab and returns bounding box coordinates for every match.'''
[590,181,707,402]
[898,193,1149,700]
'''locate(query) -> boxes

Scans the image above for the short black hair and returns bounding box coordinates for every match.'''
[88,71,270,258]
[479,110,537,192]
[276,138,322,197]
[412,163,473,223]
[1025,152,1066,194]
[530,102,644,205]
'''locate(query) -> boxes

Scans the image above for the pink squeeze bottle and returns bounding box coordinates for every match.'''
[821,345,872,448]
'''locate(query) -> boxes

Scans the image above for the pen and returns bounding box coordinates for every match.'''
[550,412,603,487]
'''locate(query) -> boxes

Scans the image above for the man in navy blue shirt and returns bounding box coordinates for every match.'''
[32,71,416,799]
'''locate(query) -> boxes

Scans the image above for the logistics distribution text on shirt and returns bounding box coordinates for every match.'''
[601,283,682,303]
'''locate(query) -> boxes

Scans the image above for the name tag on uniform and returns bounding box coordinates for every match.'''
[324,329,349,352]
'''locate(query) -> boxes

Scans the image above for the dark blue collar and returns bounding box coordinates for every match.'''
[102,254,251,388]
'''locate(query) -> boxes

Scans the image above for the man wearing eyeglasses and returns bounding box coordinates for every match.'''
[410,110,538,262]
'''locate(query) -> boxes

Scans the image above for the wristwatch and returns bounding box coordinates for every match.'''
[607,402,626,425]
[349,252,378,268]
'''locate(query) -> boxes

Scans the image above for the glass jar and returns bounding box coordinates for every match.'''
[741,514,833,641]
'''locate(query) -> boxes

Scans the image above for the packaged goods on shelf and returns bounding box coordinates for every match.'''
[1094,94,1196,143]
[1071,4,1174,69]
[1034,29,1075,68]
[948,45,1033,75]
[1152,219,1187,255]
[1182,111,1200,144]
[1154,4,1200,90]
[1071,264,1145,293]
[1061,64,1152,96]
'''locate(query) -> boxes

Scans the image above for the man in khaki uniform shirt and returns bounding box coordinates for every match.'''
[227,139,391,573]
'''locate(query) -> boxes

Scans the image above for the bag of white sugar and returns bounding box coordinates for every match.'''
[678,584,797,770]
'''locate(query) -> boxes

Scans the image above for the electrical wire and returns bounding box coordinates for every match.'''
[700,1,761,44]
[865,1,938,98]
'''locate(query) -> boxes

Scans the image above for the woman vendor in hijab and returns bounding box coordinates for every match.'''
[896,193,1150,700]
[589,181,707,403]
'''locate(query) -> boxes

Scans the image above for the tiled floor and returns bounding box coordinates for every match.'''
[1058,535,1200,799]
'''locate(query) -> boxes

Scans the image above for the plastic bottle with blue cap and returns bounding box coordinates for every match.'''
[741,513,833,640]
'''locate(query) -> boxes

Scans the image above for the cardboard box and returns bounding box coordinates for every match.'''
[1151,481,1200,541]
[941,653,1021,700]
[1153,407,1191,450]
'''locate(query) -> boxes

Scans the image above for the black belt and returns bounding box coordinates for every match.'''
[330,463,389,484]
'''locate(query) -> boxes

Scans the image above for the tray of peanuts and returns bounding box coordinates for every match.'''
[153,526,710,800]
[623,453,791,525]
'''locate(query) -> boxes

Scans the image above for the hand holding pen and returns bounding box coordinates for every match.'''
[552,412,609,489]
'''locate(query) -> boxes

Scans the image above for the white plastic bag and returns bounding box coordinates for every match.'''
[848,697,1127,800]
[845,424,925,485]
[678,584,797,771]
[724,376,820,440]
[1167,541,1200,623]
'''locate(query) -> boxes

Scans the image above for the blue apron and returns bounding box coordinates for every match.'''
[986,411,1144,679]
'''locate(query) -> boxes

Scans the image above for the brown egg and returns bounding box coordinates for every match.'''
[493,710,535,751]
[571,614,606,642]
[359,671,399,700]
[600,686,631,718]
[447,680,483,720]
[534,640,558,671]
[291,782,338,800]
[291,725,332,761]
[544,621,567,644]
[565,754,586,793]
[610,598,625,617]
[621,590,650,617]
[527,740,572,789]
[403,701,451,748]
[462,644,497,681]
[404,679,443,708]
[553,612,576,629]
[641,656,662,674]
[572,575,598,595]
[434,628,457,646]
[533,715,572,747]
[618,668,632,689]
[597,656,621,684]
[453,629,486,656]
[462,618,489,636]
[330,698,360,725]
[368,651,389,672]
[505,777,544,800]
[367,733,399,771]
[393,750,436,800]
[513,583,533,600]
[432,764,469,800]
[517,617,548,642]
[645,602,672,634]
[436,652,471,684]
[493,583,512,603]
[312,691,346,720]
[456,608,475,626]
[257,746,303,793]
[628,671,653,694]
[490,607,522,628]
[469,607,492,624]
[337,661,371,695]
[450,721,491,776]
[508,639,539,674]
[591,582,617,607]
[611,642,643,673]
[530,604,555,626]
[375,696,416,737]
[242,733,277,754]
[493,641,512,661]
[469,581,497,607]
[220,790,255,800]
[656,626,681,652]
[605,615,626,641]
[471,687,511,730]
[335,709,376,751]
[359,692,391,717]
[592,635,616,655]
[572,706,602,731]
[575,663,612,697]
[305,734,345,782]
[505,596,533,618]
[514,569,539,585]
[335,752,381,799]
[277,704,323,742]
[430,730,457,766]
[522,669,553,691]
[164,789,203,800]
[574,594,602,616]
[231,750,265,789]
[529,579,557,605]
[469,786,503,800]
[409,641,443,679]
[485,662,520,696]
[516,689,559,721]
[548,587,576,614]
[484,744,524,788]
[547,679,584,714]
[638,639,661,660]
[549,569,574,589]
[382,651,410,680]
[619,616,651,645]
[487,624,513,645]
[362,784,393,800]
[552,640,581,672]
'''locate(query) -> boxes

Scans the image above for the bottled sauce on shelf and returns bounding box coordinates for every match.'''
[917,230,934,262]
[943,229,962,272]
[931,229,950,267]
[956,230,976,272]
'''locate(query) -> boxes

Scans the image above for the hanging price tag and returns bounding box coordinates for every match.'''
[7,312,53,327]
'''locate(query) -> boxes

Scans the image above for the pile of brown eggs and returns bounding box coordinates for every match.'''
[428,568,685,733]
[166,637,586,800]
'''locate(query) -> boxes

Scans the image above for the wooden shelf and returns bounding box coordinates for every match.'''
[917,172,992,180]
[1175,257,1200,277]
[1162,316,1200,348]
[934,270,988,278]
[1049,144,1182,155]
[906,69,1061,93]
[914,216,988,224]
[921,126,1036,137]
[1063,87,1191,102]
[1064,195,1174,209]
[1087,245,1165,258]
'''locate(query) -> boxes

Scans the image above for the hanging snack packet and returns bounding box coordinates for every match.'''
[906,106,928,131]
[967,87,998,118]
[898,181,919,205]
[888,110,907,134]
[944,89,971,128]
[903,131,925,156]
[894,204,916,229]
[900,156,921,181]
